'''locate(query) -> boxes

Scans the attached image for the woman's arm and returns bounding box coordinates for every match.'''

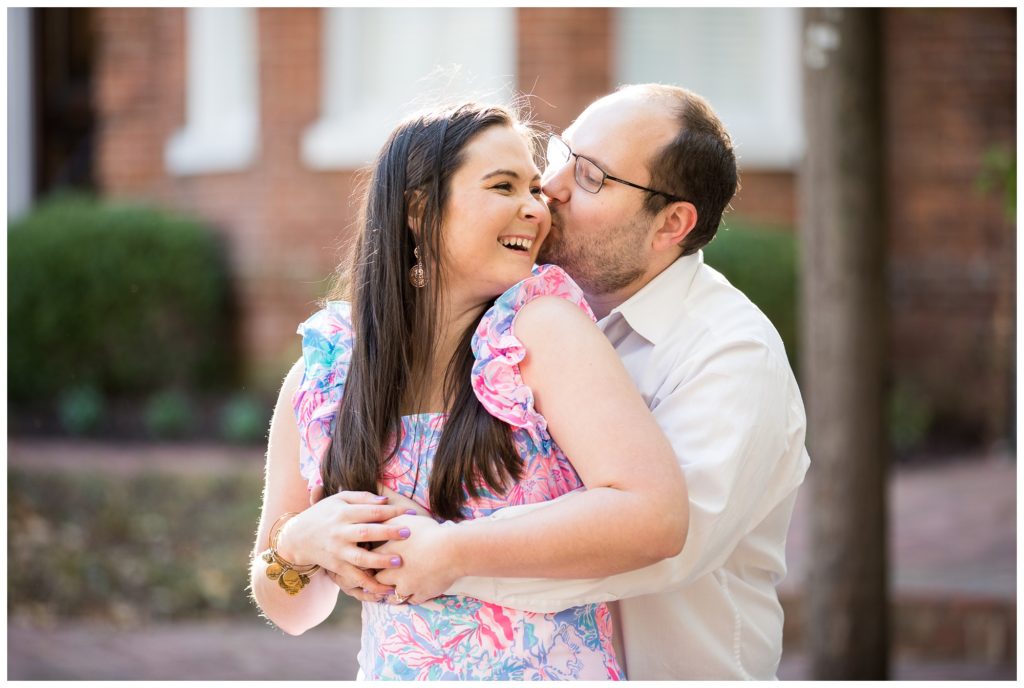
[375,296,688,601]
[250,358,412,633]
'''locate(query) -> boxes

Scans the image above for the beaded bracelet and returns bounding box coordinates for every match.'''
[261,512,320,596]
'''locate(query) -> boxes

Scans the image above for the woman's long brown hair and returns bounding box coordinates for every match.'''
[322,103,532,521]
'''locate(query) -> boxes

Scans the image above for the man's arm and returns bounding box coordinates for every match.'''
[373,296,689,602]
[444,338,809,612]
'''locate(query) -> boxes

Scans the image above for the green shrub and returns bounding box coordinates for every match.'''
[219,394,270,444]
[8,193,234,403]
[888,380,935,454]
[976,144,1016,222]
[702,221,798,371]
[58,386,106,436]
[144,390,194,439]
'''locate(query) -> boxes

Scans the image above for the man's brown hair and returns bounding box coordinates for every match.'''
[624,84,739,256]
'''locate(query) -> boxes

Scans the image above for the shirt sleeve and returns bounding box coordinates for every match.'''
[447,337,810,612]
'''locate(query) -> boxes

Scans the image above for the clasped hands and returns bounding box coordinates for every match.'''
[296,485,459,605]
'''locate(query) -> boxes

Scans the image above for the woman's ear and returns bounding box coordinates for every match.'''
[407,190,426,236]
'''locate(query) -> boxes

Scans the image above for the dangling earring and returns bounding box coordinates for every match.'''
[409,246,426,288]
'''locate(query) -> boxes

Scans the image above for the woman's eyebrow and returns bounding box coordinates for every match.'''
[481,169,543,182]
[481,169,521,180]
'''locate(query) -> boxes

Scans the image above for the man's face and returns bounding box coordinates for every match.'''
[538,94,678,297]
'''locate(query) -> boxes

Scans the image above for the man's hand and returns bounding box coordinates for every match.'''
[373,514,460,605]
[293,488,417,603]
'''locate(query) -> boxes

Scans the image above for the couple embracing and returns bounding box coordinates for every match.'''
[251,83,810,681]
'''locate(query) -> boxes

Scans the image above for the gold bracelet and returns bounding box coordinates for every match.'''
[261,512,320,595]
[270,513,320,572]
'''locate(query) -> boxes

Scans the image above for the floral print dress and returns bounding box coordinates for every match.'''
[292,264,623,680]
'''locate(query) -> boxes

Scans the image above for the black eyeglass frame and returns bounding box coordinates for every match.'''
[546,135,689,204]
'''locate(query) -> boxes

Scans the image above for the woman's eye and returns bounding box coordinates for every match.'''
[493,182,513,191]
[531,186,542,196]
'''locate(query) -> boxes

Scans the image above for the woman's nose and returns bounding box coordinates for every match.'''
[521,193,550,224]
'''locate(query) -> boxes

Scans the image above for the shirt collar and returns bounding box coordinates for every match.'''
[600,251,704,346]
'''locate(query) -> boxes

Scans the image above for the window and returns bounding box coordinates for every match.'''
[165,8,259,175]
[8,7,34,217]
[302,8,516,170]
[615,8,803,169]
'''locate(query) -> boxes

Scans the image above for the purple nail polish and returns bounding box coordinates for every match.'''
[405,509,418,515]
[399,528,411,538]
[390,556,402,567]
[374,495,388,501]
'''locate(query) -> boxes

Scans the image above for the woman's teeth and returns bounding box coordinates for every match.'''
[498,237,533,252]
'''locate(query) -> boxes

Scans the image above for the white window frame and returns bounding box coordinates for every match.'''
[8,7,34,218]
[615,8,804,170]
[302,8,516,170]
[165,8,259,176]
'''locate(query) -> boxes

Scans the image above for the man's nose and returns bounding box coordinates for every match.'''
[541,162,572,205]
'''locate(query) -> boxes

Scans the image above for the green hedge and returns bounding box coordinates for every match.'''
[8,194,235,402]
[702,221,798,371]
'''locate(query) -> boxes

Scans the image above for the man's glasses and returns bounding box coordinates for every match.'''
[545,135,687,203]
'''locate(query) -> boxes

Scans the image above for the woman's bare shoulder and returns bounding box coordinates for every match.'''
[513,295,615,365]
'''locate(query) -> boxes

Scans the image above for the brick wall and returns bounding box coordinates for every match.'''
[94,9,181,199]
[516,8,798,228]
[883,8,1016,445]
[95,8,358,386]
[731,170,797,227]
[92,8,1016,448]
[517,8,612,133]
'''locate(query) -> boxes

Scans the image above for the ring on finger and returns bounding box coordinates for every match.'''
[390,591,412,605]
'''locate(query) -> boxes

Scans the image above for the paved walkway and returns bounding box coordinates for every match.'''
[8,616,1015,680]
[782,450,1017,599]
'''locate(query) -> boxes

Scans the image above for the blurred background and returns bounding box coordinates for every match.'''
[6,7,1016,680]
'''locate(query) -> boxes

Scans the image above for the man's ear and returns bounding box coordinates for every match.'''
[406,190,426,236]
[651,201,698,252]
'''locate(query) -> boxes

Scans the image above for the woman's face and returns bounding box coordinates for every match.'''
[438,125,550,306]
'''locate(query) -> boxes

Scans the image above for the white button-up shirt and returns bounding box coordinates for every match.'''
[448,251,811,679]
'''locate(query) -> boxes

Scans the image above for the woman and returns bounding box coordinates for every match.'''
[250,102,687,680]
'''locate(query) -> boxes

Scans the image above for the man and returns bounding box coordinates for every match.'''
[335,84,809,679]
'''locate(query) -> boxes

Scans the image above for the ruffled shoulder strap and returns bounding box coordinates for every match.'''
[470,264,596,446]
[292,301,354,490]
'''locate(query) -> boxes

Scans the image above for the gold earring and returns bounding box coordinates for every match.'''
[409,247,426,288]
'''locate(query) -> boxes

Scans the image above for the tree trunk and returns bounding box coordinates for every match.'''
[800,8,889,679]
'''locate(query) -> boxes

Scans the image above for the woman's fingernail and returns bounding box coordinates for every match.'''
[399,528,411,538]
[405,509,418,515]
[374,495,388,501]
[390,556,402,567]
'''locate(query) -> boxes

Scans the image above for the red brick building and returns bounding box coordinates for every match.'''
[10,8,1015,447]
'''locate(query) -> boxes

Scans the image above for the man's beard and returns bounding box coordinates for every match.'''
[539,213,648,296]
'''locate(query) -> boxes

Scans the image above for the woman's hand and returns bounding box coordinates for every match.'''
[276,490,415,603]
[379,484,432,517]
[372,514,460,605]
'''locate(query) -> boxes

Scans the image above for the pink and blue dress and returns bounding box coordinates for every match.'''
[292,264,623,680]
